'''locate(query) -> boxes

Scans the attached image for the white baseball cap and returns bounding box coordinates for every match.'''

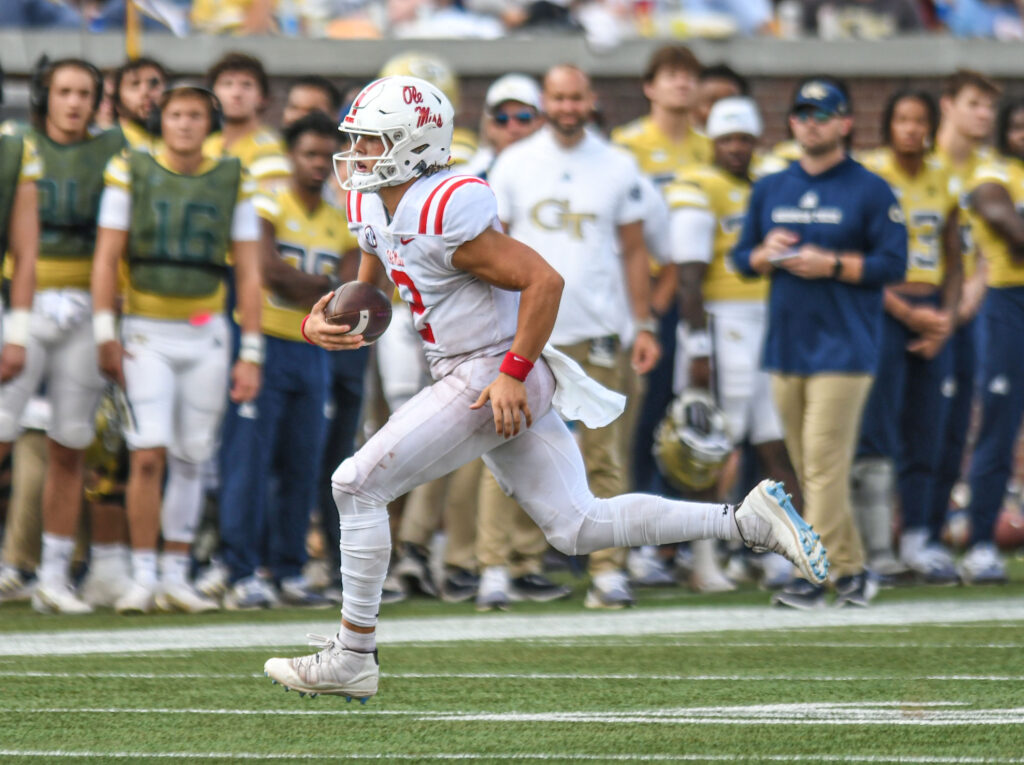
[706,96,763,140]
[485,74,541,113]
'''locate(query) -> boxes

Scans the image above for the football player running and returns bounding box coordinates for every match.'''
[264,75,830,701]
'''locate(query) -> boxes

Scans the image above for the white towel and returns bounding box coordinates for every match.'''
[540,344,626,429]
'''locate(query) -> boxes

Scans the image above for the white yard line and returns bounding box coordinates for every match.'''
[0,752,1022,763]
[4,701,1023,726]
[2,670,1023,682]
[1,597,1022,656]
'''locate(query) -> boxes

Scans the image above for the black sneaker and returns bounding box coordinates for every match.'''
[441,568,479,603]
[510,573,572,602]
[834,570,878,608]
[393,543,438,598]
[771,577,826,610]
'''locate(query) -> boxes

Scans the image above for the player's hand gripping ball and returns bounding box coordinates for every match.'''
[324,282,393,343]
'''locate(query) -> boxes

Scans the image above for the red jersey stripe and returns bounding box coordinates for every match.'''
[433,177,487,235]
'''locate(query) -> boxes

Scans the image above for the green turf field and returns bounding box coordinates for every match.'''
[1,567,1022,764]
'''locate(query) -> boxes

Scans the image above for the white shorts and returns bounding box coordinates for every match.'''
[707,301,782,446]
[121,314,231,462]
[0,290,105,449]
[374,301,430,411]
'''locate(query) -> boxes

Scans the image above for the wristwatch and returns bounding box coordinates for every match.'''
[832,254,843,279]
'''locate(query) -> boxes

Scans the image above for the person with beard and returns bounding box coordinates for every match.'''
[489,65,661,609]
[732,80,908,609]
[112,57,167,151]
[204,53,290,191]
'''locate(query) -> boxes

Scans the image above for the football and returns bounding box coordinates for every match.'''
[324,282,393,343]
[994,506,1024,551]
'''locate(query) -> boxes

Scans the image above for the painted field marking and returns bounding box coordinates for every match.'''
[1,597,1022,656]
[0,751,1022,763]
[2,670,1023,682]
[4,701,1023,726]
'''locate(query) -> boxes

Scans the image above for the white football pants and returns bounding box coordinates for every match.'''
[332,354,742,627]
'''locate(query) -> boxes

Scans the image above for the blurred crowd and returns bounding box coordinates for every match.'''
[0,40,1021,620]
[2,0,1024,41]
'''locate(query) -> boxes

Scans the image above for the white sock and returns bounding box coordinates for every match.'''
[338,624,376,653]
[90,543,129,574]
[159,552,191,585]
[38,533,74,588]
[131,550,159,587]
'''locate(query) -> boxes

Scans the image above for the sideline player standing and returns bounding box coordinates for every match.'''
[263,75,829,700]
[91,84,262,614]
[0,59,125,614]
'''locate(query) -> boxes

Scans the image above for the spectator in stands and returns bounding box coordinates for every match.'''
[803,0,926,38]
[732,79,907,608]
[936,0,1024,39]
[390,0,504,38]
[0,0,177,30]
[680,0,773,36]
[192,0,277,35]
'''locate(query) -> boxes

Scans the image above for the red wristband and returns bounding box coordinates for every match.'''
[499,351,534,382]
[300,314,314,345]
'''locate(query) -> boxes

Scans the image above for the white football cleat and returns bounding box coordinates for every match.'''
[196,560,230,598]
[0,565,34,603]
[115,581,156,615]
[264,634,379,701]
[31,582,93,615]
[735,480,829,585]
[156,581,220,613]
[80,566,133,608]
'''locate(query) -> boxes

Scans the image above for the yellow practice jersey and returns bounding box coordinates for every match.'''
[104,149,256,320]
[665,164,766,303]
[254,187,356,341]
[968,157,1024,288]
[611,116,712,188]
[120,120,160,153]
[938,144,996,279]
[451,127,478,167]
[204,126,290,189]
[858,148,956,287]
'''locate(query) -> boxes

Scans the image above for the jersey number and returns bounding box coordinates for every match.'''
[153,200,221,260]
[271,243,340,309]
[391,269,435,343]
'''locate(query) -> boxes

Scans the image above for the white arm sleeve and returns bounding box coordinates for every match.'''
[669,207,716,265]
[231,198,260,242]
[97,186,132,231]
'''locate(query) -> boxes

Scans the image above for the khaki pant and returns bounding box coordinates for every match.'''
[771,373,873,579]
[477,467,547,576]
[557,339,629,576]
[1,431,47,571]
[397,459,479,571]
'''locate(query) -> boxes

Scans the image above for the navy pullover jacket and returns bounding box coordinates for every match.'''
[732,156,907,375]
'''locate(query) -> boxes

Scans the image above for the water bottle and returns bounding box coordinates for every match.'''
[278,0,301,37]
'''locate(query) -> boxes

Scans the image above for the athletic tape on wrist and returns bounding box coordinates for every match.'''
[685,329,711,358]
[4,308,31,347]
[92,311,117,345]
[239,332,265,365]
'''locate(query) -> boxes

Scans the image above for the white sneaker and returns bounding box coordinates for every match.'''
[81,565,132,608]
[475,566,511,612]
[899,527,929,569]
[31,582,93,615]
[0,565,34,603]
[115,581,156,614]
[196,560,230,598]
[223,576,273,610]
[264,634,379,700]
[690,567,736,593]
[627,547,676,587]
[156,581,220,613]
[759,552,794,590]
[735,480,829,584]
[958,543,1008,585]
[583,570,636,609]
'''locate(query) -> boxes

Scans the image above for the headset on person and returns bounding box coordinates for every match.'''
[144,81,223,137]
[29,55,104,120]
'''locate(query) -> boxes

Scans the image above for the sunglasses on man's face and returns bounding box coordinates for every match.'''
[493,110,536,126]
[792,108,836,124]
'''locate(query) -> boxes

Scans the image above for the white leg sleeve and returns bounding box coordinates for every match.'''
[160,455,204,544]
[333,489,391,628]
[484,410,741,555]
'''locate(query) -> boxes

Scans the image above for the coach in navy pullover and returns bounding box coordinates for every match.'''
[730,79,907,609]
[732,156,908,374]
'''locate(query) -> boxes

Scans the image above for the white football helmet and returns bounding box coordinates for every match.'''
[336,76,454,193]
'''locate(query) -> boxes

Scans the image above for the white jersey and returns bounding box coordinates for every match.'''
[347,171,519,379]
[489,127,647,347]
